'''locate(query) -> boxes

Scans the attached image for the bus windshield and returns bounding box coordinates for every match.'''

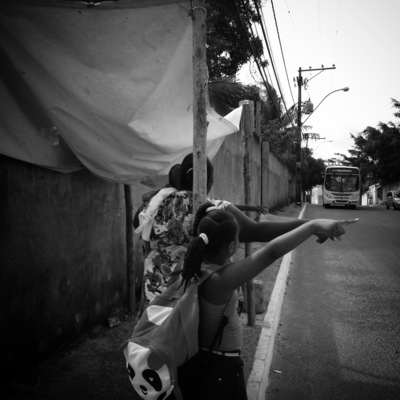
[324,169,360,192]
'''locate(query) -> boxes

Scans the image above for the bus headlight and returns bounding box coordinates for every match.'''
[348,194,359,200]
[324,192,335,199]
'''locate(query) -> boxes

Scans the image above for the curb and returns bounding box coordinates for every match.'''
[246,203,307,400]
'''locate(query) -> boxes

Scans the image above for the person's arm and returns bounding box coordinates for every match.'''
[234,205,269,214]
[142,188,160,203]
[203,218,358,302]
[134,188,162,229]
[226,203,309,243]
[133,206,142,229]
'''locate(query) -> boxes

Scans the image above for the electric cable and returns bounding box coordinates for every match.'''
[254,0,290,119]
[232,1,278,113]
[254,0,296,131]
[268,0,295,105]
[232,1,295,140]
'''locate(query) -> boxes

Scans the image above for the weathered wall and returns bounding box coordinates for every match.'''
[211,132,264,207]
[0,155,147,379]
[210,131,295,211]
[266,149,295,209]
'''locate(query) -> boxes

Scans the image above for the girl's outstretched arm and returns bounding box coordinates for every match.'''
[207,218,359,299]
[226,203,309,243]
[234,204,269,214]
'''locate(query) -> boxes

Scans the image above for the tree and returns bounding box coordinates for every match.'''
[205,0,265,79]
[344,98,400,185]
[302,149,325,193]
[205,1,293,161]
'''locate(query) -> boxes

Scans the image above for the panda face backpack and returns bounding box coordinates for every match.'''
[122,263,226,400]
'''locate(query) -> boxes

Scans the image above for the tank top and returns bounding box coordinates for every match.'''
[198,290,243,352]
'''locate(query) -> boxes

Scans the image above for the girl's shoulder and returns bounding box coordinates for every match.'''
[200,263,227,284]
[200,263,232,304]
[200,262,226,275]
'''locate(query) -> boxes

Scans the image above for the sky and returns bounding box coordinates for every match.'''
[238,0,400,162]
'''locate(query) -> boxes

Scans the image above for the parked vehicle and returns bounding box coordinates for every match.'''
[385,190,400,209]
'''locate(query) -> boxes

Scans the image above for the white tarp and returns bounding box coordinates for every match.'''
[0,1,241,182]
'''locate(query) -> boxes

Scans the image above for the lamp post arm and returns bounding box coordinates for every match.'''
[302,87,349,126]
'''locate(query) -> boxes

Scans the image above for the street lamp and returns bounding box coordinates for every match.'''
[311,139,333,153]
[295,86,349,205]
[302,87,349,126]
[305,140,333,161]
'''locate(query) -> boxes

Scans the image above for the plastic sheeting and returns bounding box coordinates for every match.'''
[0,1,241,182]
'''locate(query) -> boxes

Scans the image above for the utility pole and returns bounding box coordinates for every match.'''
[295,65,336,206]
[191,0,208,216]
[295,68,303,206]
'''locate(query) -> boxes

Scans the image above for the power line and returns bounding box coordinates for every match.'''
[250,10,275,86]
[233,0,281,116]
[268,0,295,105]
[284,0,298,37]
[252,0,292,123]
[255,2,284,97]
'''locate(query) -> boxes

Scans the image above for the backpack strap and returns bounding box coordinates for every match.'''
[196,262,226,284]
[197,263,232,352]
[209,299,230,351]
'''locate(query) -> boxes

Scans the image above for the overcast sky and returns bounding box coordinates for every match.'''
[238,0,400,161]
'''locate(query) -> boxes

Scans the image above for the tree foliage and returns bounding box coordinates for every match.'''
[344,98,400,185]
[206,0,293,159]
[205,0,265,79]
[302,148,325,193]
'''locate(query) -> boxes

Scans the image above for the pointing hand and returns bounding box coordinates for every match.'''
[315,218,359,244]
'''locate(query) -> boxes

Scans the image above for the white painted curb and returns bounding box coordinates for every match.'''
[246,204,307,400]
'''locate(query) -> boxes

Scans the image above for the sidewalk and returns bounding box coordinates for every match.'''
[243,203,305,400]
[5,204,304,400]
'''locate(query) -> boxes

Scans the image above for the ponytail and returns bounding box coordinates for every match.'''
[180,236,207,291]
[180,202,214,290]
[193,202,214,237]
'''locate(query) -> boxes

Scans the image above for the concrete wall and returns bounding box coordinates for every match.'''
[0,130,295,378]
[211,133,294,210]
[211,131,263,206]
[261,143,295,209]
[0,155,148,379]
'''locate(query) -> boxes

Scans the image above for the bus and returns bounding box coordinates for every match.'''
[323,166,360,208]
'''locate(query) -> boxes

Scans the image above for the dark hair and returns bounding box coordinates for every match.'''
[180,202,238,290]
[180,153,214,193]
[168,164,181,189]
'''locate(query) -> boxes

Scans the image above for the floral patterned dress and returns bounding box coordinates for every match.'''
[139,190,230,306]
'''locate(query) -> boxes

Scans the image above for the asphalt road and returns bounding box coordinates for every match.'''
[265,204,400,400]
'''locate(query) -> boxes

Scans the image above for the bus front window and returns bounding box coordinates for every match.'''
[325,175,359,192]
[325,175,339,191]
[343,176,359,191]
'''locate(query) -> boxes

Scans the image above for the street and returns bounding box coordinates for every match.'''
[266,204,400,400]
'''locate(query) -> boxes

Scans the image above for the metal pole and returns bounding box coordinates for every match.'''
[240,100,255,326]
[295,65,338,205]
[124,184,135,314]
[296,68,303,206]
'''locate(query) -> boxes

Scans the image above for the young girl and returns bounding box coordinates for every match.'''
[175,202,358,400]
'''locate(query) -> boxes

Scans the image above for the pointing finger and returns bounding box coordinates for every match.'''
[337,218,359,226]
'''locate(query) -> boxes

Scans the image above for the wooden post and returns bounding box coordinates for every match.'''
[261,140,270,208]
[191,0,208,215]
[240,100,255,326]
[124,184,135,314]
[255,101,262,215]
